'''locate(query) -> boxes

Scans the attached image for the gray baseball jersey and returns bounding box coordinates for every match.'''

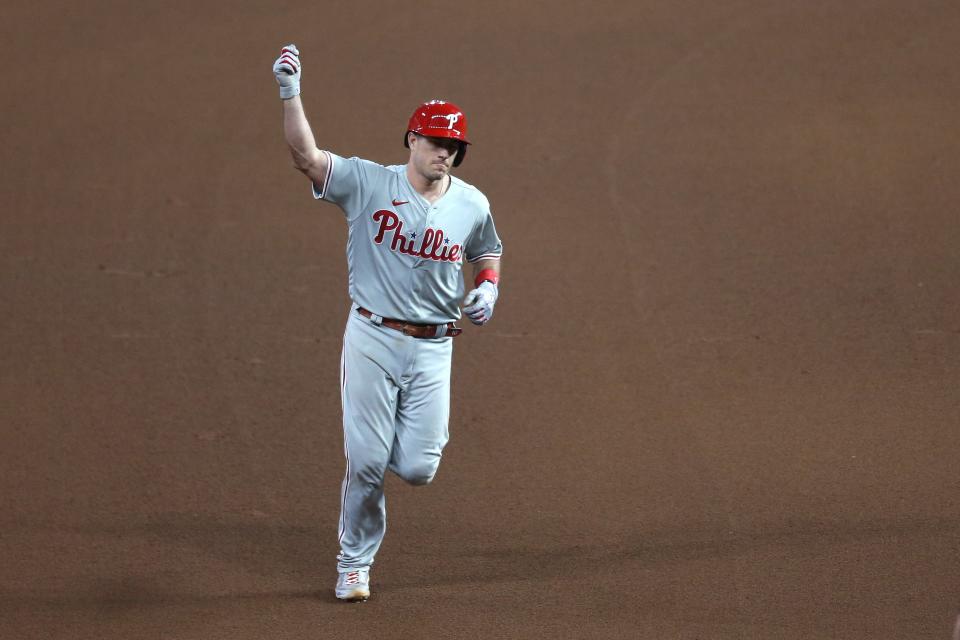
[313,151,502,324]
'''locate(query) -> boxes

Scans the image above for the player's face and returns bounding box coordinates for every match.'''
[409,134,459,181]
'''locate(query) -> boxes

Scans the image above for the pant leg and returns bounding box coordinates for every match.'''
[389,335,453,486]
[337,311,404,570]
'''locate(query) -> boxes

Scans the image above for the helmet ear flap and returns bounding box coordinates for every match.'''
[452,142,467,167]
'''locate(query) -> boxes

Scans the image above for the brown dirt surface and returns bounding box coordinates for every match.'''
[3,1,959,638]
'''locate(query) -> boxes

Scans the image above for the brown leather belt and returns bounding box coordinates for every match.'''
[356,307,462,338]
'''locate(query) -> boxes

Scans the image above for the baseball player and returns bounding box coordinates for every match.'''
[272,44,503,602]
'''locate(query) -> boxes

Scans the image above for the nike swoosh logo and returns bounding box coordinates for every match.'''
[392,199,409,206]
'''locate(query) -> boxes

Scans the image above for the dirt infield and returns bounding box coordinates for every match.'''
[2,1,959,638]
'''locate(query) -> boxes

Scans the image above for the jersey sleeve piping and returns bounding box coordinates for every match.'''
[311,151,334,200]
[466,251,503,263]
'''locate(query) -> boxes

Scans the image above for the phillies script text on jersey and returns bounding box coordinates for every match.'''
[372,210,462,263]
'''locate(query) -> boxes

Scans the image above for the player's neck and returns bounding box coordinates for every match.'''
[406,165,450,204]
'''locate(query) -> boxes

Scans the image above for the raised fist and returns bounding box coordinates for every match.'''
[272,44,301,99]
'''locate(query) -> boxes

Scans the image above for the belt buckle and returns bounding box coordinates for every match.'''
[401,323,418,337]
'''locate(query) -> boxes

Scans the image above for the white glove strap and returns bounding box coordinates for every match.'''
[279,84,300,100]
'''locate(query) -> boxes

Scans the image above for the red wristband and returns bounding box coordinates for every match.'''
[474,269,500,288]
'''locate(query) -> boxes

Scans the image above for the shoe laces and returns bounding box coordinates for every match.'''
[344,571,361,586]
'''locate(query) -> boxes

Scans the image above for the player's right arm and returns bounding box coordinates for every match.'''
[282,95,329,187]
[273,45,330,190]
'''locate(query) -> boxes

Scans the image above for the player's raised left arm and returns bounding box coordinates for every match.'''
[463,258,501,326]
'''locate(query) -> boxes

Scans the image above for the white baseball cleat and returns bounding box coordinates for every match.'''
[336,567,370,601]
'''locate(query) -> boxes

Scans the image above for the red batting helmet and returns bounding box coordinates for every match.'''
[403,99,470,167]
